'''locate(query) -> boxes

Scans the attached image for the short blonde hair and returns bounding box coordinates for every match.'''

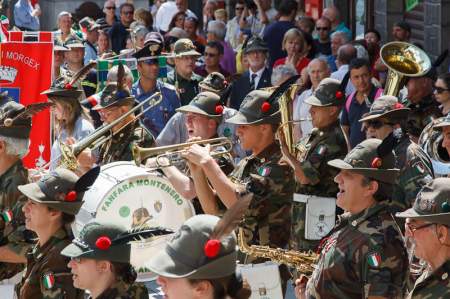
[282,28,306,52]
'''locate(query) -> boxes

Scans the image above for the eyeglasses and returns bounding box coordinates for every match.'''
[366,120,392,129]
[105,6,115,10]
[98,107,119,117]
[204,52,218,57]
[70,257,82,263]
[435,86,449,94]
[235,6,244,10]
[316,27,330,31]
[405,222,435,236]
[122,10,134,15]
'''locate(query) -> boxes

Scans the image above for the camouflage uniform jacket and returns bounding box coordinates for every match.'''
[404,94,442,140]
[92,279,149,299]
[98,120,155,165]
[407,261,450,299]
[0,160,33,280]
[306,203,408,299]
[229,142,294,250]
[167,70,203,106]
[291,121,347,251]
[17,228,84,299]
[392,134,434,213]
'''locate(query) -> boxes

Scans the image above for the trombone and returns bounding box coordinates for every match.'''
[132,137,233,167]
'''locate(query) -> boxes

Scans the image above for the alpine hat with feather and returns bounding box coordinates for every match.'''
[61,221,173,263]
[18,166,100,215]
[359,95,410,122]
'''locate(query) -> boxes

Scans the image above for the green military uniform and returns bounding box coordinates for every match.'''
[92,81,155,165]
[292,78,348,251]
[0,100,51,280]
[167,38,203,106]
[61,222,170,299]
[16,167,100,299]
[360,95,434,213]
[306,139,408,299]
[396,178,450,299]
[403,94,442,140]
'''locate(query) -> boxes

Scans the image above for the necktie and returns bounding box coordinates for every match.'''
[249,73,257,90]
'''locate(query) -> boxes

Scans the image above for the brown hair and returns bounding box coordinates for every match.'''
[50,96,91,136]
[189,274,251,299]
[134,8,153,28]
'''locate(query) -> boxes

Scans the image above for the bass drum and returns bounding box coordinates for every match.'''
[419,117,450,176]
[73,161,195,281]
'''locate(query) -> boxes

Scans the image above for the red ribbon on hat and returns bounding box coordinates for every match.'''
[371,157,382,168]
[215,104,224,115]
[95,236,112,250]
[393,103,404,109]
[261,102,271,113]
[335,91,344,100]
[204,239,221,258]
[64,83,73,90]
[65,191,77,202]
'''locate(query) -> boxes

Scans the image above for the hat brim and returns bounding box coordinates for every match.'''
[41,89,83,98]
[303,95,334,107]
[175,50,201,57]
[198,82,222,93]
[54,45,70,52]
[66,44,85,48]
[18,182,47,203]
[359,108,411,122]
[244,46,268,54]
[396,209,450,225]
[225,111,280,125]
[433,121,450,130]
[92,97,135,110]
[327,159,399,183]
[176,105,220,118]
[147,247,237,279]
[60,243,84,258]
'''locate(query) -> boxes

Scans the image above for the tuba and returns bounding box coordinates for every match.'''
[419,117,450,176]
[380,41,431,96]
[238,228,318,276]
[278,83,303,155]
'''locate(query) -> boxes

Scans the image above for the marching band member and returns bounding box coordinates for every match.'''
[61,221,161,299]
[0,100,49,280]
[296,139,408,299]
[396,178,450,298]
[16,167,100,298]
[183,89,294,294]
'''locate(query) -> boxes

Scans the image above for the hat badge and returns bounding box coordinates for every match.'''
[149,44,160,56]
[3,118,13,127]
[419,196,435,211]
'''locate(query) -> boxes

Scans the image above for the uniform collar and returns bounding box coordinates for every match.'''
[33,227,68,259]
[249,142,280,164]
[0,160,24,183]
[341,202,387,228]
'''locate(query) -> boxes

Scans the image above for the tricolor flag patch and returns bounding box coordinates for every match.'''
[257,166,271,177]
[367,252,382,268]
[42,272,55,289]
[1,210,13,222]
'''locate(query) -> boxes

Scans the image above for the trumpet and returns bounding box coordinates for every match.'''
[238,227,318,276]
[132,137,233,167]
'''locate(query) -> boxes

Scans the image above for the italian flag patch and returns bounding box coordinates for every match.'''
[257,166,271,177]
[1,210,13,222]
[367,252,382,268]
[42,273,55,289]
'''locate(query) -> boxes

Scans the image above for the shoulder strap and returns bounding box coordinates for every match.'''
[374,88,383,99]
[346,91,356,113]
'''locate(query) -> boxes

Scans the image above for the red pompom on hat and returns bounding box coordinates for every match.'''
[65,191,77,202]
[204,239,221,258]
[371,157,382,168]
[64,83,73,90]
[335,91,344,100]
[95,236,112,250]
[215,104,224,115]
[261,102,271,113]
[393,102,404,109]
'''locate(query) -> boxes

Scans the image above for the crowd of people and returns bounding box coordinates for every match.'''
[0,0,450,298]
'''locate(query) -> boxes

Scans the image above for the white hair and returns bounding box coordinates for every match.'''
[107,65,134,82]
[207,20,226,40]
[58,11,72,22]
[307,57,330,74]
[271,65,298,86]
[0,136,30,158]
[330,31,350,43]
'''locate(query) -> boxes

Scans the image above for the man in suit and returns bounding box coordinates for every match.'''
[228,36,272,110]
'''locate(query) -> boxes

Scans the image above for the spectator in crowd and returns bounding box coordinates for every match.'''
[130,24,149,49]
[364,28,381,79]
[206,20,236,75]
[273,28,310,75]
[327,31,350,72]
[296,16,315,35]
[79,17,100,65]
[255,0,278,25]
[97,0,118,31]
[14,0,40,31]
[331,44,357,95]
[194,41,230,78]
[167,38,203,106]
[55,11,77,42]
[263,0,297,67]
[109,3,134,54]
[214,8,227,24]
[132,32,180,137]
[155,0,196,34]
[271,64,298,86]
[239,0,264,38]
[134,7,153,30]
[184,16,206,54]
[313,17,332,56]
[62,35,85,76]
[97,30,112,56]
[435,73,450,115]
[341,58,383,149]
[202,0,218,33]
[53,39,69,80]
[293,58,331,139]
[168,11,186,32]
[392,20,411,42]
[225,0,245,50]
[322,6,352,40]
[229,36,272,109]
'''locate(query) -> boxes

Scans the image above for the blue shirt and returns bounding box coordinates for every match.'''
[132,80,180,137]
[14,0,39,31]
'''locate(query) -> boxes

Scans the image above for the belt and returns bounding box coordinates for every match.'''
[293,193,336,203]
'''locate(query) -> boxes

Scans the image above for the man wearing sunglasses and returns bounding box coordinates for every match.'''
[396,178,450,298]
[109,3,134,54]
[194,41,230,78]
[132,32,180,137]
[360,95,433,215]
[313,17,332,56]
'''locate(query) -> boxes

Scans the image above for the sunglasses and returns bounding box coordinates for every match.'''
[316,27,330,31]
[366,120,392,129]
[122,10,134,15]
[105,6,115,10]
[235,6,244,10]
[435,86,449,94]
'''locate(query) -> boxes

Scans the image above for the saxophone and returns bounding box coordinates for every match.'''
[238,228,318,276]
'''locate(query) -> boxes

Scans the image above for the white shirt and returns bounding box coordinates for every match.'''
[249,67,265,90]
[154,1,196,32]
[331,64,355,95]
[293,88,313,137]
